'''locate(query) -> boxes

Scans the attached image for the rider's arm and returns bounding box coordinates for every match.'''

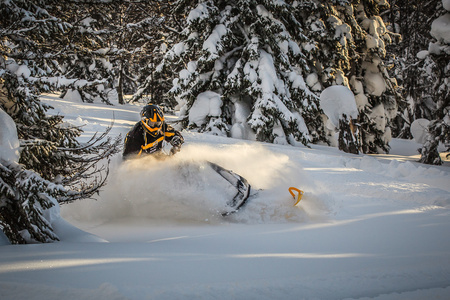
[122,123,144,159]
[164,124,184,145]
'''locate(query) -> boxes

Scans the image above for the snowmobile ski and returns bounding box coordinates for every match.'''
[207,162,251,216]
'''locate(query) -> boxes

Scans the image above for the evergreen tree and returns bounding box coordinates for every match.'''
[131,1,179,108]
[0,155,64,244]
[417,0,450,165]
[54,1,117,104]
[298,0,400,154]
[160,0,325,145]
[0,0,121,243]
[97,0,168,105]
[56,0,175,106]
[384,0,438,139]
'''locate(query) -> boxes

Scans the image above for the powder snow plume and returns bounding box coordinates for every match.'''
[62,143,333,225]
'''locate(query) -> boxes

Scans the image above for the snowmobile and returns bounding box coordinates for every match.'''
[153,141,252,216]
[123,104,251,216]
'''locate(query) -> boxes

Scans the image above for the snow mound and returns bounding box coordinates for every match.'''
[410,118,430,144]
[431,13,450,44]
[320,85,358,127]
[189,91,222,127]
[0,108,20,164]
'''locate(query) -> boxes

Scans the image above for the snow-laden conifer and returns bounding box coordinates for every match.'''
[417,0,450,165]
[0,0,121,243]
[160,0,325,145]
[299,0,400,154]
[130,1,179,107]
[384,0,437,139]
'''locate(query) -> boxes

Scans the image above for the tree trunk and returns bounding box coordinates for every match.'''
[419,139,442,165]
[338,117,360,154]
[117,60,124,105]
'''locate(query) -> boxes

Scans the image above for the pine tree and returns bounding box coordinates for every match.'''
[383,0,449,165]
[384,0,438,139]
[417,0,450,165]
[0,159,64,244]
[160,0,325,145]
[94,0,168,105]
[0,0,121,243]
[54,1,116,104]
[56,1,176,106]
[0,105,63,244]
[298,0,401,154]
[131,1,179,108]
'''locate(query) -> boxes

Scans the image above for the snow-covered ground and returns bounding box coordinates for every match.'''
[1,94,449,300]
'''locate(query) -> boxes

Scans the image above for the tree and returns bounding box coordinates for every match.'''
[417,0,450,165]
[56,0,176,106]
[0,0,121,243]
[131,1,180,108]
[53,1,117,104]
[158,0,403,154]
[99,0,170,105]
[384,0,438,139]
[320,85,360,154]
[298,0,401,154]
[160,0,325,145]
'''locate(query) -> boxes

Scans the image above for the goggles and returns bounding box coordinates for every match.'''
[142,117,162,128]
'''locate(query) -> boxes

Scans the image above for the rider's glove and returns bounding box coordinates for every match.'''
[170,136,183,153]
[170,136,183,148]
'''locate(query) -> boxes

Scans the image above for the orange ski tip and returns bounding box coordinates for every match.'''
[289,187,304,206]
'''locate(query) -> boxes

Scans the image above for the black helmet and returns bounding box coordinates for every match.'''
[140,104,164,136]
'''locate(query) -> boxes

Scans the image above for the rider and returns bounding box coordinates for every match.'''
[123,104,184,159]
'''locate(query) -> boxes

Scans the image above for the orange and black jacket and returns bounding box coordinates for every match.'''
[122,122,183,159]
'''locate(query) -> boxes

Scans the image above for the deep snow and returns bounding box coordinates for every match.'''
[0,94,449,300]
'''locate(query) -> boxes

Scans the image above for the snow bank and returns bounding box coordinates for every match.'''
[431,13,450,44]
[0,108,20,164]
[319,85,358,128]
[410,118,430,144]
[444,0,450,11]
[189,91,222,127]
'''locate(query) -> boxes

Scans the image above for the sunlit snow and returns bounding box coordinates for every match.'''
[0,94,449,300]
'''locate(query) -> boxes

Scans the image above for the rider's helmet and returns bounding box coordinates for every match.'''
[140,104,164,137]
